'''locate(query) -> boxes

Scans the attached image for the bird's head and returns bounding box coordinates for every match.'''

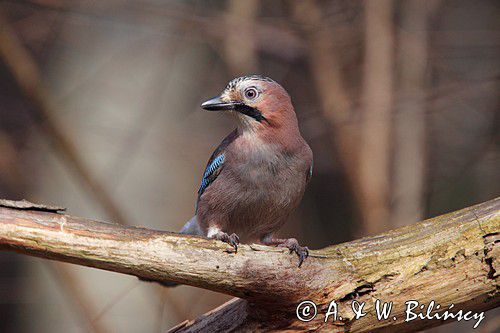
[201,75,297,132]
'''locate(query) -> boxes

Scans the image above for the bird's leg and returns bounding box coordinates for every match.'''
[208,227,240,252]
[261,235,309,267]
[214,232,240,253]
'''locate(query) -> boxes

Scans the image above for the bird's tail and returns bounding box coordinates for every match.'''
[179,215,203,236]
[141,216,202,287]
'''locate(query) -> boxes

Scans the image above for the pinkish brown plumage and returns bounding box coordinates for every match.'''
[181,75,313,267]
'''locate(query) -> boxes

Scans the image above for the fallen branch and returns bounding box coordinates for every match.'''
[0,198,499,332]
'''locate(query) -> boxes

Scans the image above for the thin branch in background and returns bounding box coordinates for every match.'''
[291,1,352,124]
[0,11,130,332]
[223,0,259,75]
[9,6,60,52]
[91,279,140,324]
[358,0,394,235]
[156,289,187,332]
[101,17,218,327]
[3,9,193,328]
[0,132,25,194]
[392,0,433,227]
[0,11,131,226]
[155,289,170,333]
[290,0,361,206]
[48,263,111,333]
[5,0,305,60]
[104,28,192,190]
[480,313,500,333]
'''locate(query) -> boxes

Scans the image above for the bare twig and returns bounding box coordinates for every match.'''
[392,0,433,227]
[223,0,260,75]
[0,12,128,333]
[0,132,25,194]
[358,0,394,235]
[0,10,130,226]
[291,0,361,216]
[1,11,192,329]
[5,0,304,59]
[48,263,111,333]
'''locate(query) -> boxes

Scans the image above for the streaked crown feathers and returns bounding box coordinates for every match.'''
[224,75,276,92]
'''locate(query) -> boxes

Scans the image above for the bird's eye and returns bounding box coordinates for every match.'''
[244,87,259,100]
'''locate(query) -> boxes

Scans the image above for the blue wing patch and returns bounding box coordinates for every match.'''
[198,154,225,195]
[307,160,313,182]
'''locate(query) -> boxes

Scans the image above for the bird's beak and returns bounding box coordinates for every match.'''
[201,96,267,123]
[201,96,235,111]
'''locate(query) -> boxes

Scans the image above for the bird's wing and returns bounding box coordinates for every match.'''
[198,153,225,196]
[306,159,313,183]
[196,130,238,205]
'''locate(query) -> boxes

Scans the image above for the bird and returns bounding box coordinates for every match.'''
[181,75,313,267]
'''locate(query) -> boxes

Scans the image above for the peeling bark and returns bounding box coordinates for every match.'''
[0,198,65,213]
[0,198,498,332]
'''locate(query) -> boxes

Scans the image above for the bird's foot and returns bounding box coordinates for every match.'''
[277,238,309,267]
[214,232,240,253]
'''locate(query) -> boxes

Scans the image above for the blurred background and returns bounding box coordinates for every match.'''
[0,0,498,332]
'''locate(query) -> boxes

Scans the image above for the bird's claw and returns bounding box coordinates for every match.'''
[278,238,309,267]
[217,232,240,253]
[294,245,309,267]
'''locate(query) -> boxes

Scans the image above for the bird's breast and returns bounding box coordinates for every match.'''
[223,152,306,238]
[232,146,283,185]
[198,134,310,239]
[229,145,306,205]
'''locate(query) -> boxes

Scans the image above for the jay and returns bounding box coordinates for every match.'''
[181,75,313,267]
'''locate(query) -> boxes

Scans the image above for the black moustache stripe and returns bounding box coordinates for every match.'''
[232,103,266,123]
